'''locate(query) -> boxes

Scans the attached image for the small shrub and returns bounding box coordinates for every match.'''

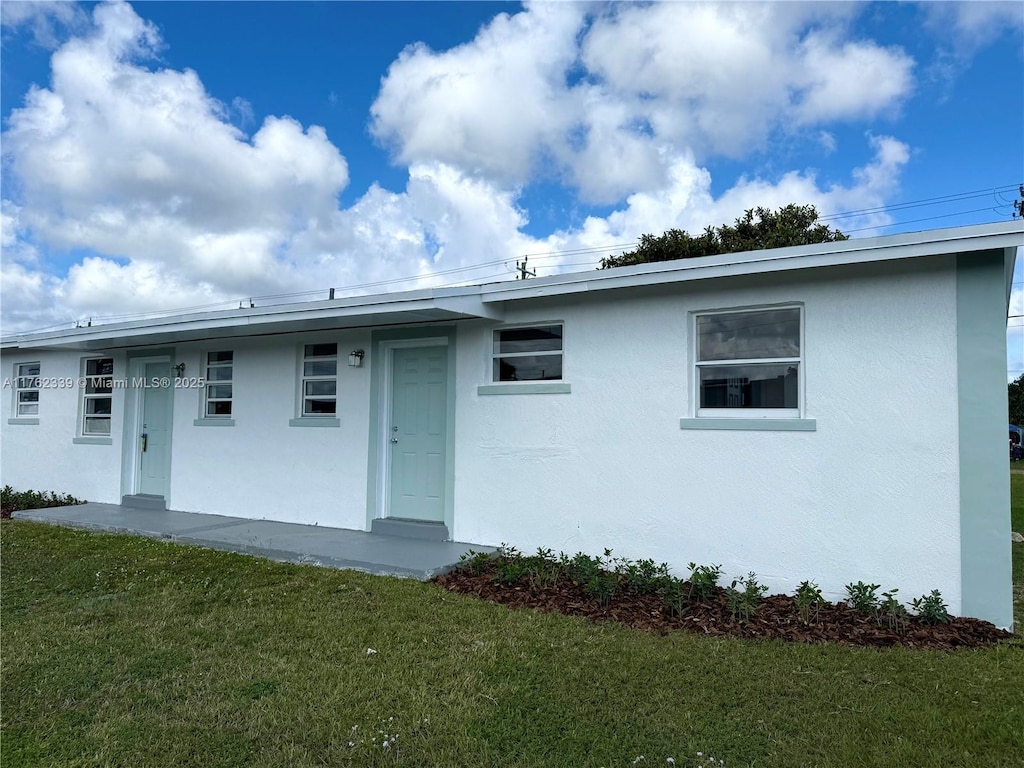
[457,549,492,576]
[878,589,908,633]
[911,590,951,624]
[687,563,723,602]
[493,544,527,586]
[622,558,671,595]
[661,575,688,618]
[1,485,86,518]
[523,548,561,589]
[793,580,825,625]
[585,568,620,607]
[567,551,604,586]
[845,581,881,614]
[725,572,769,622]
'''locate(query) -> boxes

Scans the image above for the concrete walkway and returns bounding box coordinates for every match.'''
[13,503,494,579]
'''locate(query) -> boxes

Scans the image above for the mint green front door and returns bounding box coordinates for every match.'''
[388,346,447,522]
[138,361,172,498]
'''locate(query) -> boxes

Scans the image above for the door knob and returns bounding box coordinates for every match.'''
[390,437,399,444]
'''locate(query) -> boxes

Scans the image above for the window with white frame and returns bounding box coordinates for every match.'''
[695,307,801,415]
[81,357,114,435]
[492,325,563,382]
[204,351,233,417]
[301,343,337,415]
[13,362,40,417]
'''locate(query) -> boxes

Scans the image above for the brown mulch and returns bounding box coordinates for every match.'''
[432,568,1016,651]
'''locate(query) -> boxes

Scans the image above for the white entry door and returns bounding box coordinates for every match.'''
[137,360,172,498]
[387,346,448,522]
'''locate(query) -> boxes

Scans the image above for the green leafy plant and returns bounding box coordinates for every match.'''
[584,549,620,606]
[725,572,769,622]
[457,549,493,576]
[585,568,620,607]
[911,590,951,624]
[878,589,908,633]
[793,580,825,625]
[687,563,723,603]
[493,544,527,586]
[621,558,671,595]
[522,548,562,589]
[661,575,688,618]
[1,486,86,519]
[567,551,604,586]
[845,581,881,614]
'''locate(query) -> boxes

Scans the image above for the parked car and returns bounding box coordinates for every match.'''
[1011,424,1023,461]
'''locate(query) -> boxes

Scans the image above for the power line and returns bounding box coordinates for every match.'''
[840,207,1006,234]
[816,184,1020,222]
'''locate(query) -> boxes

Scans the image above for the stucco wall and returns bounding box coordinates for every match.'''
[0,253,969,614]
[1,348,127,503]
[452,256,963,610]
[168,329,373,527]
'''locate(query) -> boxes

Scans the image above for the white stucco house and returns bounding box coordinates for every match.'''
[2,221,1021,628]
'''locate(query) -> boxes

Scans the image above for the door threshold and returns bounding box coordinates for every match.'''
[121,494,167,511]
[371,518,450,541]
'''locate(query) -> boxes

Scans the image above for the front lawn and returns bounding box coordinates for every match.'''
[2,520,1022,768]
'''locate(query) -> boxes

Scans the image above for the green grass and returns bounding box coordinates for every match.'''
[3,522,1023,768]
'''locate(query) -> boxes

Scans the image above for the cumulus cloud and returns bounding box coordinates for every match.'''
[543,133,910,263]
[3,1,917,333]
[922,1,1024,54]
[373,1,914,203]
[0,0,87,48]
[371,2,584,185]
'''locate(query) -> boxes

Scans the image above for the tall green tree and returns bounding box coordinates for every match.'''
[1010,374,1024,427]
[600,204,848,269]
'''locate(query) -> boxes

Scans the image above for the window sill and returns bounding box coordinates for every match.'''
[477,382,572,396]
[194,418,235,427]
[680,417,817,432]
[288,417,340,428]
[7,418,39,426]
[73,436,113,445]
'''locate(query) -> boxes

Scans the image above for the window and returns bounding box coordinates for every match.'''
[492,325,563,382]
[82,357,114,435]
[301,343,337,415]
[695,307,801,415]
[204,351,233,417]
[14,362,40,417]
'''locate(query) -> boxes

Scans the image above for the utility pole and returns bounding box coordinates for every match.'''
[516,256,536,280]
[1013,185,1023,219]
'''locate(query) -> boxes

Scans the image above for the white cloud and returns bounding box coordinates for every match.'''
[546,133,910,259]
[373,2,914,203]
[371,2,584,185]
[923,1,1024,53]
[0,0,86,49]
[2,1,916,333]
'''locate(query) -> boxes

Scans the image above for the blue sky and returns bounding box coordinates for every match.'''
[1,1,1022,377]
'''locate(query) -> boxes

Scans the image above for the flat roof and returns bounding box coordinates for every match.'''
[3,220,1021,351]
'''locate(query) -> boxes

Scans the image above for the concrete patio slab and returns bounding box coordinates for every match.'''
[13,503,495,579]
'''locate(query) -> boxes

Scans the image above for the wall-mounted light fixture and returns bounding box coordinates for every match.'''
[348,349,365,368]
[173,362,186,378]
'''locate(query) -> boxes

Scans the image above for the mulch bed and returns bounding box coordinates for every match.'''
[433,567,1016,650]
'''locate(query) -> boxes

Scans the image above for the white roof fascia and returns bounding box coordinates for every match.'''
[477,221,1024,303]
[2,288,503,351]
